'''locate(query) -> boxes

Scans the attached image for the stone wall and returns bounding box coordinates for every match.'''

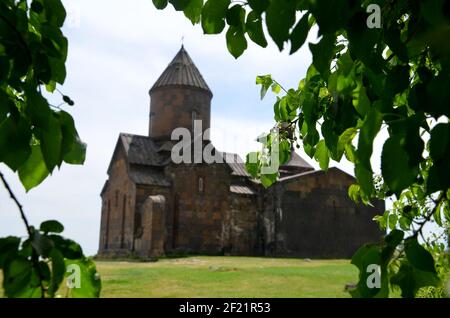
[262,168,384,258]
[167,162,230,254]
[225,193,260,255]
[134,195,166,259]
[149,86,211,140]
[98,146,136,255]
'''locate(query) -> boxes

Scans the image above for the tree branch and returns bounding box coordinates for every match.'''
[0,170,47,298]
[0,171,31,236]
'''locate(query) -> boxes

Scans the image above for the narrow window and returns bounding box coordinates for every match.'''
[104,200,110,250]
[149,111,155,135]
[120,195,127,249]
[198,177,204,193]
[115,190,119,207]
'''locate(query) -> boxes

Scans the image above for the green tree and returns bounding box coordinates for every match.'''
[153,0,450,297]
[0,0,100,297]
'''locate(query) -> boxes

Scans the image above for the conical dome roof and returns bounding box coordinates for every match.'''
[283,150,314,170]
[150,46,212,96]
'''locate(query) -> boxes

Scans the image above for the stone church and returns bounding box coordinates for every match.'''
[98,46,383,259]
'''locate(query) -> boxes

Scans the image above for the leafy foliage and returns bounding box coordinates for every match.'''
[0,221,101,298]
[153,0,450,297]
[0,0,86,190]
[0,0,98,298]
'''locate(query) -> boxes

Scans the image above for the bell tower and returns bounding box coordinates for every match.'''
[148,46,212,140]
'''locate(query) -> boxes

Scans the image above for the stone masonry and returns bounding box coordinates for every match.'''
[98,46,384,259]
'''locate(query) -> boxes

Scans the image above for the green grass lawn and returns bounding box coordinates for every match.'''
[1,257,358,298]
[96,257,356,298]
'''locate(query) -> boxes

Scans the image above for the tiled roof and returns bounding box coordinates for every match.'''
[219,152,251,177]
[230,185,256,195]
[150,46,212,95]
[129,165,171,187]
[120,133,171,166]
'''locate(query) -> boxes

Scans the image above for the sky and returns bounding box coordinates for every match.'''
[0,0,407,256]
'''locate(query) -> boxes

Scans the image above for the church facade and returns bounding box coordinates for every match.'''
[98,47,384,259]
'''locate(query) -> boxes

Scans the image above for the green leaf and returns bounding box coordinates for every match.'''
[385,229,404,248]
[314,140,329,171]
[26,89,52,130]
[388,214,398,230]
[352,82,371,116]
[31,1,44,13]
[226,26,247,58]
[290,13,310,54]
[0,115,32,171]
[265,0,296,51]
[31,230,54,257]
[247,0,269,14]
[36,112,62,172]
[183,0,203,24]
[48,56,66,84]
[63,136,86,165]
[429,123,450,161]
[385,65,410,98]
[169,0,191,11]
[65,258,101,298]
[40,220,64,234]
[245,152,259,178]
[309,34,336,77]
[405,238,436,273]
[344,143,356,163]
[48,248,65,297]
[350,244,388,298]
[337,127,357,160]
[226,4,244,28]
[18,145,50,191]
[355,108,382,196]
[245,11,267,48]
[271,83,281,94]
[309,0,349,35]
[279,139,291,165]
[260,172,277,188]
[399,216,412,231]
[49,235,83,259]
[384,25,408,63]
[0,236,21,269]
[348,184,360,203]
[43,0,66,27]
[381,136,418,195]
[256,74,273,100]
[391,262,440,298]
[2,258,34,298]
[201,0,230,34]
[152,0,168,9]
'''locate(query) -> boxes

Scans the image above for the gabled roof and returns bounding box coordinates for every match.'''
[279,166,355,182]
[104,134,172,190]
[119,133,171,167]
[150,46,212,96]
[218,151,251,177]
[128,165,171,187]
[230,185,256,195]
